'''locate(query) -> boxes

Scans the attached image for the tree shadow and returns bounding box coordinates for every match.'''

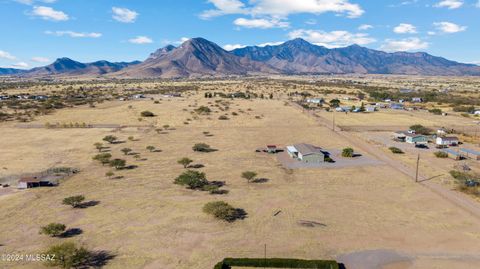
[210,189,229,195]
[60,228,83,238]
[81,250,116,268]
[352,153,363,158]
[210,181,225,187]
[152,149,162,153]
[78,200,100,209]
[188,164,205,169]
[123,165,138,170]
[252,178,269,183]
[112,176,124,180]
[232,208,248,221]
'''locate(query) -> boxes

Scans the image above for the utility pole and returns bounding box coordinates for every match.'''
[415,154,420,183]
[264,244,267,268]
[332,111,335,132]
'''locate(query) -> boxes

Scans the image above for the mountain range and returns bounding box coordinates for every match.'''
[2,37,479,78]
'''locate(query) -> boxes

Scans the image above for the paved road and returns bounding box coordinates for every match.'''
[291,103,480,221]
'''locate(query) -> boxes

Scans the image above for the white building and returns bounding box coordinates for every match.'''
[436,136,459,146]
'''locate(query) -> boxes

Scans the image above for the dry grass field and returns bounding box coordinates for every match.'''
[1,82,480,269]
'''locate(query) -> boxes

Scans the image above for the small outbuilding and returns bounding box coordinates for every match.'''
[17,177,56,189]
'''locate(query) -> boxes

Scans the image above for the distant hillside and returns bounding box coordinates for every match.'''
[25,58,140,77]
[6,37,480,78]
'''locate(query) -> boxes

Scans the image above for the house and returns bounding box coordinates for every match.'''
[405,133,428,144]
[365,106,376,113]
[306,98,324,104]
[459,148,480,160]
[335,106,351,112]
[437,128,448,136]
[436,136,459,146]
[133,94,145,99]
[474,110,480,115]
[266,145,277,154]
[411,97,423,103]
[390,103,404,110]
[17,177,56,189]
[286,143,325,163]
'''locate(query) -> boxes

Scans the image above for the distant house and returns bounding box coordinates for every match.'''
[437,128,448,136]
[365,106,376,113]
[336,106,351,112]
[474,110,480,115]
[436,136,459,146]
[266,145,277,154]
[133,94,145,99]
[17,177,56,189]
[405,133,428,144]
[306,98,324,104]
[286,143,325,163]
[411,97,423,103]
[390,103,404,110]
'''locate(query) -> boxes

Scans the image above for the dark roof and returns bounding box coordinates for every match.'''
[439,136,458,141]
[18,177,40,183]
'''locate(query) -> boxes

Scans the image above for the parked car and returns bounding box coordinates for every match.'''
[415,144,429,149]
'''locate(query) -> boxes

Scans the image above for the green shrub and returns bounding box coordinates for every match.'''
[203,201,240,222]
[195,106,212,114]
[341,148,354,158]
[62,195,85,208]
[241,171,257,183]
[40,223,66,237]
[43,242,90,269]
[192,143,215,152]
[434,151,448,158]
[174,170,208,189]
[389,147,404,154]
[429,108,442,115]
[140,111,155,117]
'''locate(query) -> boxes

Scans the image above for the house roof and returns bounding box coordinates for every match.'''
[18,177,40,183]
[439,136,458,141]
[293,143,323,156]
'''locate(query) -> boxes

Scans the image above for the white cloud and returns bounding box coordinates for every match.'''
[128,36,153,44]
[200,0,247,19]
[12,62,29,68]
[31,57,50,63]
[45,31,102,38]
[476,0,480,7]
[358,24,373,31]
[31,6,69,21]
[234,17,289,29]
[380,37,428,52]
[223,44,247,51]
[0,50,16,60]
[434,21,466,33]
[434,0,463,9]
[201,0,364,19]
[288,29,376,48]
[393,23,417,34]
[258,41,285,47]
[112,7,138,23]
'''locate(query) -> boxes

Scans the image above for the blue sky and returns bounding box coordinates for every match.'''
[0,0,479,69]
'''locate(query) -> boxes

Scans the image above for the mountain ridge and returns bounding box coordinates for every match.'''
[3,37,479,78]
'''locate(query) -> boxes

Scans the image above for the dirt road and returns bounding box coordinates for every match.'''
[291,103,480,221]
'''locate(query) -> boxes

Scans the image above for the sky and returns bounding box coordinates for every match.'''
[0,0,479,69]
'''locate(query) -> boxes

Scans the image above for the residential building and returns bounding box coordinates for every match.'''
[286,143,325,163]
[436,136,459,146]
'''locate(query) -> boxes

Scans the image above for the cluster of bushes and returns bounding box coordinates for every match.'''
[140,110,155,117]
[193,143,216,153]
[428,108,443,115]
[213,258,339,269]
[409,124,432,135]
[195,106,212,114]
[449,170,480,196]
